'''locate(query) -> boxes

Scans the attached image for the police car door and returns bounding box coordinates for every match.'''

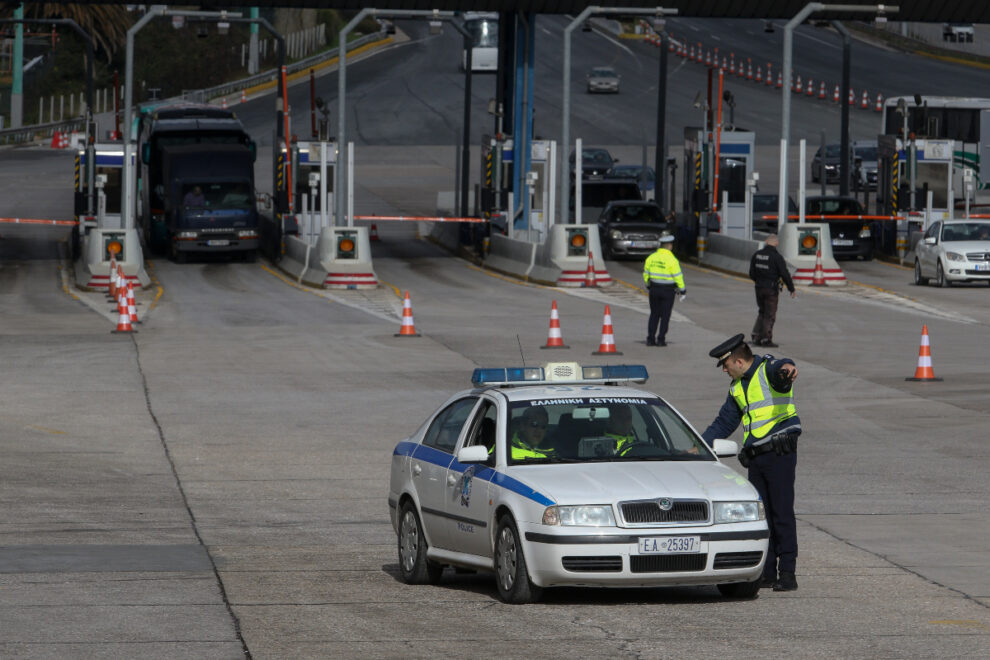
[444,398,498,558]
[412,396,479,551]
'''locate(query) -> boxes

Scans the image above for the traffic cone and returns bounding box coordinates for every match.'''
[875,93,883,112]
[747,61,753,80]
[540,300,569,349]
[592,305,623,355]
[818,81,826,99]
[861,90,869,109]
[806,78,815,96]
[221,96,228,110]
[811,248,826,286]
[906,324,942,382]
[116,265,126,297]
[584,250,597,288]
[369,223,380,242]
[126,280,139,323]
[108,254,118,299]
[766,63,774,86]
[112,297,135,334]
[833,84,840,103]
[756,66,763,83]
[795,75,802,94]
[395,291,420,337]
[705,51,711,66]
[848,88,855,105]
[776,71,783,89]
[240,89,247,104]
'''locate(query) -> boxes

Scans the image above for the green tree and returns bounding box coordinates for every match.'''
[1,2,131,62]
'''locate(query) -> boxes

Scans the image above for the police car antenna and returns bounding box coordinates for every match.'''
[516,334,526,367]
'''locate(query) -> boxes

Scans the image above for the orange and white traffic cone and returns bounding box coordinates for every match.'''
[875,93,884,112]
[776,71,783,89]
[395,291,420,337]
[811,248,826,286]
[240,89,247,104]
[755,66,762,83]
[369,223,380,242]
[833,84,840,103]
[221,96,228,110]
[805,78,814,96]
[766,63,774,86]
[540,300,569,349]
[818,81,826,100]
[112,297,135,334]
[584,250,597,288]
[906,324,942,382]
[592,305,623,355]
[848,88,855,105]
[117,265,126,297]
[126,280,139,323]
[861,90,869,109]
[795,75,802,94]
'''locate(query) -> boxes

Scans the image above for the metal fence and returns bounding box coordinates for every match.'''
[0,28,386,147]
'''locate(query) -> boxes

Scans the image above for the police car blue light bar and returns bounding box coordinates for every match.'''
[472,362,648,386]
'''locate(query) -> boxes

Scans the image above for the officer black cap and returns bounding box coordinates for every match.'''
[709,333,746,367]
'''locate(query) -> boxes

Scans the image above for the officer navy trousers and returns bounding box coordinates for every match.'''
[647,284,675,344]
[747,451,797,577]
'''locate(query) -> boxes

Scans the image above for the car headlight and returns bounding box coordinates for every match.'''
[825,164,836,171]
[858,225,871,238]
[543,505,616,527]
[945,251,965,261]
[610,229,623,240]
[713,501,765,523]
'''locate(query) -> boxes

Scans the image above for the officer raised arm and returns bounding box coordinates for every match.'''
[700,333,802,592]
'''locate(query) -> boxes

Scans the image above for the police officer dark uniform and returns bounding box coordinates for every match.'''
[701,334,801,591]
[642,233,685,347]
[749,234,796,348]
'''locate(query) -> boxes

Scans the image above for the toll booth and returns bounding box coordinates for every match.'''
[292,140,337,235]
[73,144,149,290]
[878,136,955,256]
[499,138,557,240]
[713,130,755,239]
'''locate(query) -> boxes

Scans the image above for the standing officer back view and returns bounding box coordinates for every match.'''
[642,233,685,347]
[701,334,802,591]
[749,234,796,348]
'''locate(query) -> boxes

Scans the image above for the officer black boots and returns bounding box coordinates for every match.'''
[774,571,798,591]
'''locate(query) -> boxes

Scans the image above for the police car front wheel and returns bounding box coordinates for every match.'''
[494,515,543,604]
[717,579,761,599]
[398,501,443,585]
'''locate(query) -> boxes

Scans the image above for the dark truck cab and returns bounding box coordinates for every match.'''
[158,144,259,261]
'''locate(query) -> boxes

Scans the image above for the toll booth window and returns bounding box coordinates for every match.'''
[718,157,746,203]
[916,163,949,208]
[97,167,122,213]
[295,166,333,211]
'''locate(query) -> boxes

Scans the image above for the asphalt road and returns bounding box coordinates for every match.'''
[2,20,990,659]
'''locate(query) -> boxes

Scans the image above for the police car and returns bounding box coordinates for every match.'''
[388,362,769,603]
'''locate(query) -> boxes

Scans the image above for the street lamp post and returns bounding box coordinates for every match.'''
[778,4,897,233]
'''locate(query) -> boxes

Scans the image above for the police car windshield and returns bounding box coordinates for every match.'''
[506,397,713,464]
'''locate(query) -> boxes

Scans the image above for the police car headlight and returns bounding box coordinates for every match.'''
[945,251,965,262]
[543,505,616,527]
[713,501,764,523]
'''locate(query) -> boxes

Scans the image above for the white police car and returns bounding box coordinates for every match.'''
[388,362,769,603]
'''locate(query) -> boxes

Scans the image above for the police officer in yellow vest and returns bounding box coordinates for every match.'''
[604,404,635,455]
[509,406,554,460]
[642,233,685,346]
[701,334,801,592]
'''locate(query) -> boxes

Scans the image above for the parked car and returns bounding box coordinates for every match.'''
[914,219,990,287]
[610,164,655,199]
[752,194,798,234]
[811,144,850,184]
[571,177,642,223]
[805,196,872,260]
[597,200,671,259]
[852,140,878,191]
[570,147,617,180]
[586,66,620,93]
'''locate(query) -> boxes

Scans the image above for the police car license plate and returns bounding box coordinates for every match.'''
[832,239,854,246]
[207,239,230,247]
[638,535,701,554]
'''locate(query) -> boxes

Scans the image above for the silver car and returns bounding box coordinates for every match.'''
[914,219,990,287]
[587,66,620,93]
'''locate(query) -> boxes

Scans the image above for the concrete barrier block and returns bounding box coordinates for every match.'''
[484,233,538,280]
[779,222,846,286]
[548,224,612,287]
[317,226,378,289]
[74,228,150,291]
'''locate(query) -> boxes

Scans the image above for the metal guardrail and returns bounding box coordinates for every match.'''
[0,29,385,146]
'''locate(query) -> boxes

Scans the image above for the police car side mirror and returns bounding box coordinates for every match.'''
[458,445,490,463]
[712,439,738,458]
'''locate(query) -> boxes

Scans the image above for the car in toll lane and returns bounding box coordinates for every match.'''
[597,200,671,259]
[752,193,798,234]
[914,219,990,287]
[805,196,873,260]
[570,147,617,180]
[586,66,621,93]
[611,164,655,199]
[388,362,769,604]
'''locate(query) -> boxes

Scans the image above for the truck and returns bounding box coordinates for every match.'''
[138,104,260,261]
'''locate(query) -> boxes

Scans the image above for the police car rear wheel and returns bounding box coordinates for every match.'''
[398,502,443,585]
[494,515,543,604]
[717,579,761,599]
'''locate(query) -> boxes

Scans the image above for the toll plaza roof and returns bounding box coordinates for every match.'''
[64,1,990,23]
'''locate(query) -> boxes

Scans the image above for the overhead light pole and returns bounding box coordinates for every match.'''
[778,3,897,231]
